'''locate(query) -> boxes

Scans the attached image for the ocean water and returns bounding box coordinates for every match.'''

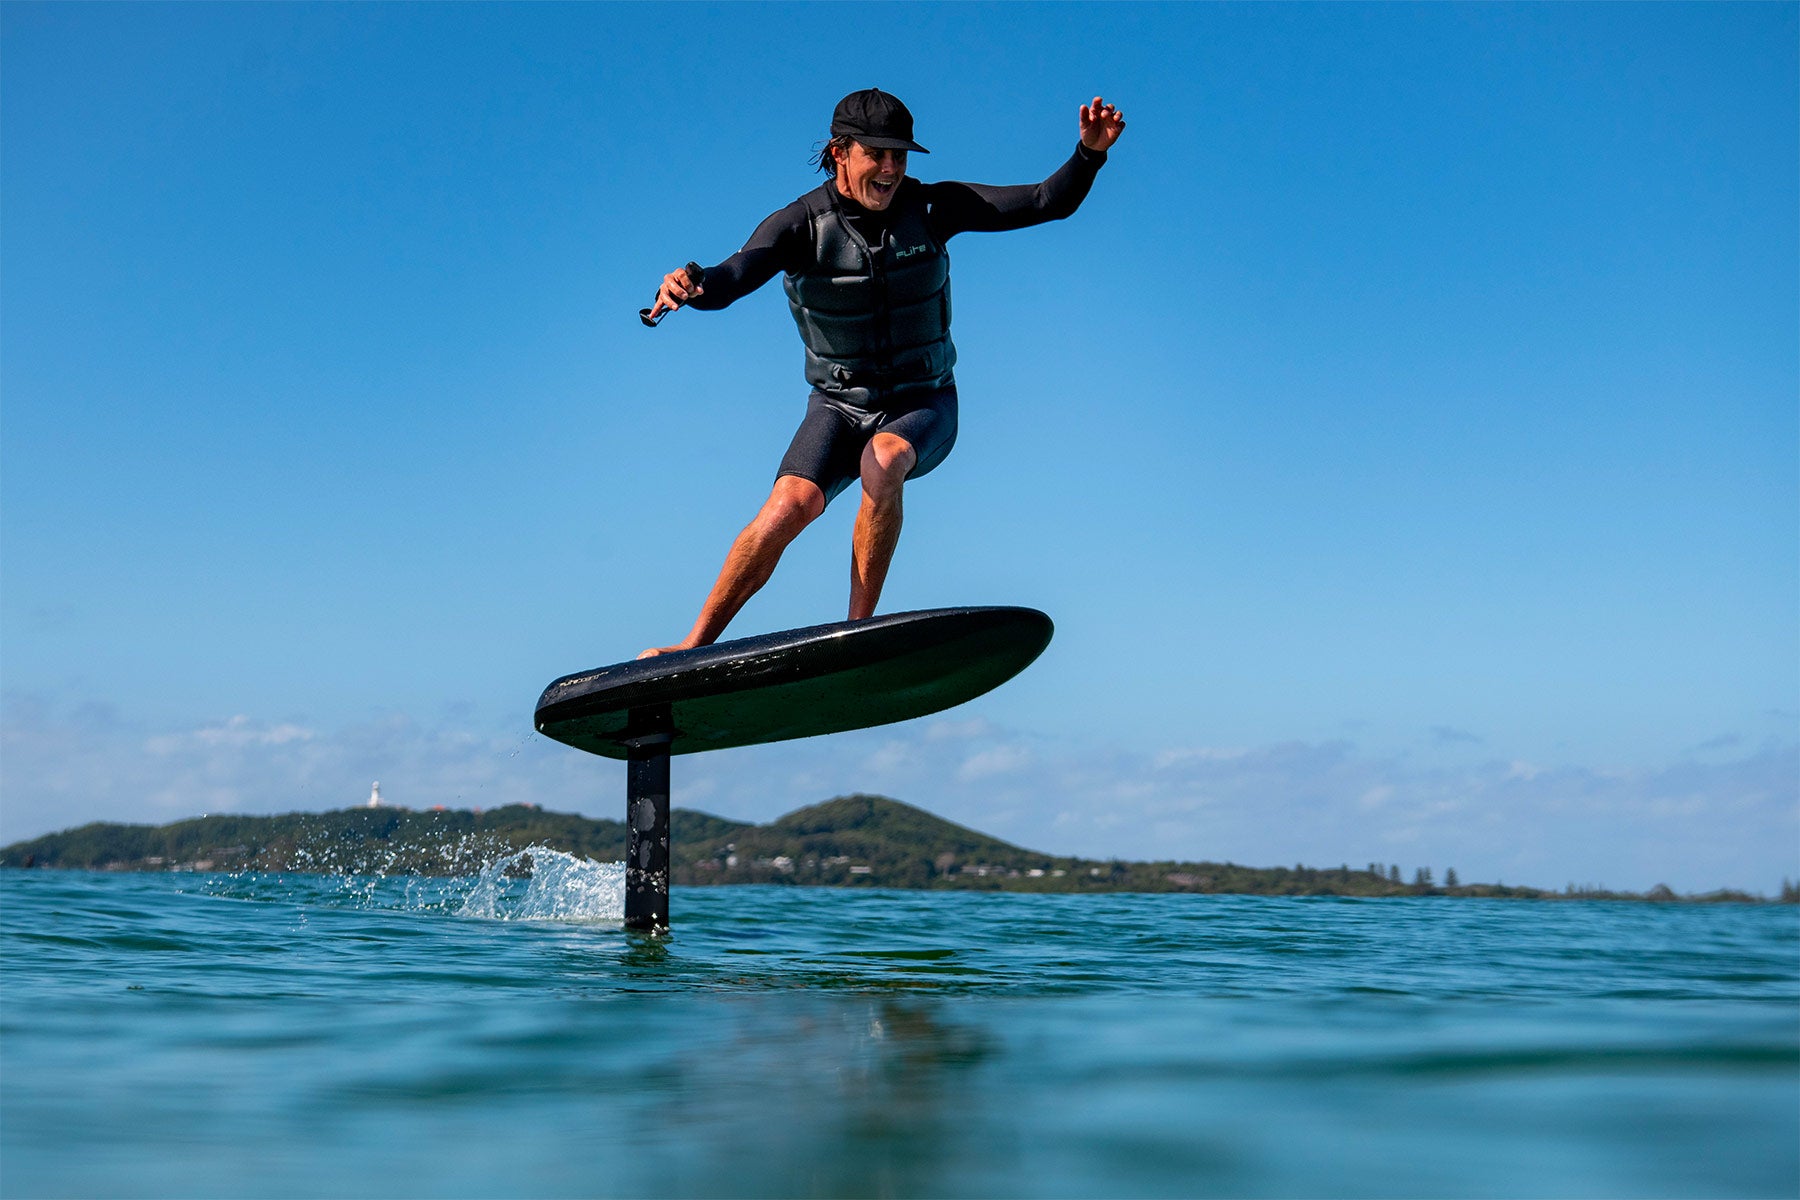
[2,857,1795,1199]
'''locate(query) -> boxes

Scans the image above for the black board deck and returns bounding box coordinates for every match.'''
[535,606,1053,760]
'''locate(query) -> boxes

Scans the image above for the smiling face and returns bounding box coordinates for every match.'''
[833,140,908,211]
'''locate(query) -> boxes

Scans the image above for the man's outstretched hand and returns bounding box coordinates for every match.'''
[646,263,705,325]
[1080,96,1126,152]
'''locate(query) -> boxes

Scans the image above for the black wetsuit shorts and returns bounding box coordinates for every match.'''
[776,384,958,506]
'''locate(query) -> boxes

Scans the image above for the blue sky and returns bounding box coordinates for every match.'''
[3,2,1794,892]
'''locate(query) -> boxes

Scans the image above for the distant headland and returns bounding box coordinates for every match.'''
[0,795,1787,902]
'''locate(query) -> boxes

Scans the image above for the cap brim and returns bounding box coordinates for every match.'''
[842,133,930,153]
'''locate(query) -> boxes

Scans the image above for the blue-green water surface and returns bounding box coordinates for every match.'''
[3,860,1796,1198]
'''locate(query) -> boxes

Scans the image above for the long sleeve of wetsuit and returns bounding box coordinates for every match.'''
[684,200,812,312]
[922,143,1108,240]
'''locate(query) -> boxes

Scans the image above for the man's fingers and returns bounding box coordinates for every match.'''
[1080,95,1125,152]
[662,268,706,304]
[646,264,706,326]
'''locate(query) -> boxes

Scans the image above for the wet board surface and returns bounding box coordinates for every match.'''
[535,606,1053,760]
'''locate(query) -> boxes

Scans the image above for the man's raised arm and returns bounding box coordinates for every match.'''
[926,95,1125,238]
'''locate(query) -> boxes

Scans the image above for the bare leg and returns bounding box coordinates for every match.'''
[639,475,826,658]
[849,432,917,621]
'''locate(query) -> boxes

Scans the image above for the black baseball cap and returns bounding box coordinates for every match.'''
[830,88,930,153]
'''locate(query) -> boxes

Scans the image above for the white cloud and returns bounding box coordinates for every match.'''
[925,717,997,742]
[955,744,1032,782]
[1153,746,1249,769]
[144,715,315,753]
[859,737,921,777]
[1358,785,1394,810]
[0,694,610,839]
[674,719,1799,894]
[3,694,1794,895]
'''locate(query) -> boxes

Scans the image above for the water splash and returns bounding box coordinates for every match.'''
[203,839,625,925]
[454,847,626,923]
[278,829,521,881]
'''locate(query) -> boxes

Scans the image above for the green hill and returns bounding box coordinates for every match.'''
[0,796,1776,901]
[675,794,1058,888]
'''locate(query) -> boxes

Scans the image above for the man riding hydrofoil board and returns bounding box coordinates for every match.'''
[640,89,1125,658]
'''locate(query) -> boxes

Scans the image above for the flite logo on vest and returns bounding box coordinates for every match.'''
[891,243,931,260]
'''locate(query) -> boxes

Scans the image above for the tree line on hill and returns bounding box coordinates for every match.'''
[0,795,1781,902]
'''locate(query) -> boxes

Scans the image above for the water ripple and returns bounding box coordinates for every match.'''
[3,869,1795,1198]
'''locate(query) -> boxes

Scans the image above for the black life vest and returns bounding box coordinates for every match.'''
[782,180,955,401]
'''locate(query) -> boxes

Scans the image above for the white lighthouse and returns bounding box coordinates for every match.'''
[367,781,382,808]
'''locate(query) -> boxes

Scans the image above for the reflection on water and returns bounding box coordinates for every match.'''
[618,995,999,1198]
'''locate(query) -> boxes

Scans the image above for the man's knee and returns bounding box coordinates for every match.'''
[860,434,916,503]
[760,475,826,533]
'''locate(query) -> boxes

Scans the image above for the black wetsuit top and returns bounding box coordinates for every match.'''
[689,142,1108,317]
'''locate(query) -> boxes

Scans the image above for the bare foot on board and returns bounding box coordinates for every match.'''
[636,642,696,660]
